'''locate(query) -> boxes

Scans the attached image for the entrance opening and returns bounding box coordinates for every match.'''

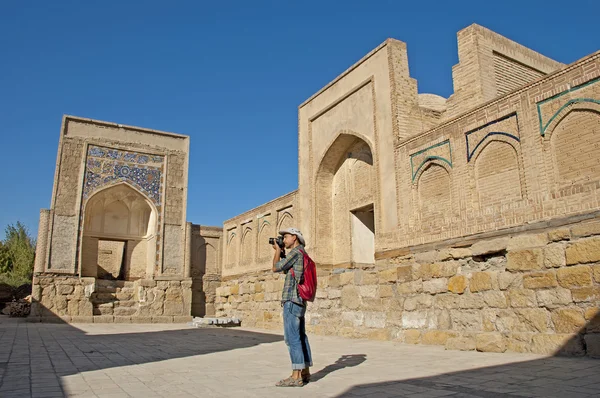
[81,183,157,280]
[351,204,375,264]
[97,240,127,280]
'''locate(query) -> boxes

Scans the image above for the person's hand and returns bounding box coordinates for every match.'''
[272,242,280,251]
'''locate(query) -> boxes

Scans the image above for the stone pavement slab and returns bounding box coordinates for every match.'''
[0,317,598,397]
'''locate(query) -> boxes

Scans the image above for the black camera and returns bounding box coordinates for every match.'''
[269,236,284,249]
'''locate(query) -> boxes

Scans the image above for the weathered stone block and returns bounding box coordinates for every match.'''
[436,309,451,330]
[551,308,586,333]
[114,316,132,323]
[458,293,485,309]
[565,237,600,265]
[229,284,239,295]
[378,268,397,284]
[447,248,472,259]
[397,265,412,282]
[531,334,585,356]
[507,233,548,250]
[341,311,364,327]
[360,298,383,311]
[423,278,448,294]
[57,285,74,295]
[422,331,454,346]
[471,237,509,256]
[557,266,593,288]
[139,279,156,287]
[476,333,506,353]
[358,272,378,286]
[571,286,600,302]
[174,315,193,323]
[544,243,566,268]
[571,220,600,238]
[548,228,570,242]
[435,294,460,309]
[404,295,433,311]
[592,265,600,283]
[450,310,482,331]
[506,249,543,271]
[536,288,572,309]
[341,286,361,310]
[397,280,423,295]
[523,271,558,289]
[448,275,467,294]
[470,272,493,292]
[131,316,152,323]
[403,329,421,344]
[114,307,137,317]
[364,312,386,329]
[152,316,173,323]
[360,285,378,298]
[339,272,354,286]
[402,311,428,329]
[483,291,508,308]
[498,272,522,290]
[445,337,476,351]
[514,308,550,332]
[71,316,93,323]
[507,289,537,308]
[379,285,394,298]
[93,315,114,323]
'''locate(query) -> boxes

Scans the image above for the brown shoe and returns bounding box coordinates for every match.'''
[276,376,304,387]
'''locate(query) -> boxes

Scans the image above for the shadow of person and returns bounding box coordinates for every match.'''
[311,354,367,382]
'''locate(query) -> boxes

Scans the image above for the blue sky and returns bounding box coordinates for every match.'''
[1,0,598,239]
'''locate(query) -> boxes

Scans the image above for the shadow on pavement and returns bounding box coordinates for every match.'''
[310,354,367,382]
[0,302,283,397]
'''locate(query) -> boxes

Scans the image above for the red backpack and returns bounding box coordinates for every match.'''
[291,249,317,302]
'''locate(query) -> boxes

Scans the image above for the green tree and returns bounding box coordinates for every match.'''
[0,222,36,286]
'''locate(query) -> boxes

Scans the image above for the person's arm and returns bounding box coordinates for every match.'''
[273,249,300,273]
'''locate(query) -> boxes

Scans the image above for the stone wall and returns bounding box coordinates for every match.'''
[215,219,600,357]
[190,225,223,316]
[30,275,192,323]
[221,191,297,277]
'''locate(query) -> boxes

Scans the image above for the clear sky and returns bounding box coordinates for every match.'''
[1,0,598,239]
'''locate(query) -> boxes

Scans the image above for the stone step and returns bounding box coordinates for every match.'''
[93,307,113,316]
[113,307,137,316]
[115,301,136,308]
[92,292,134,301]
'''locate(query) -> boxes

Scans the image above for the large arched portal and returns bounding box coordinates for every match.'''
[314,133,376,267]
[81,183,157,280]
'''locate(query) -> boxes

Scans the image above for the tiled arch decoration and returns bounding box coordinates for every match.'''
[76,145,166,273]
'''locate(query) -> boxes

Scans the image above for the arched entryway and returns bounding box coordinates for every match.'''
[314,133,377,267]
[81,183,157,280]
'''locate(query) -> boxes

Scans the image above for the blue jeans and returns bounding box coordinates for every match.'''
[282,301,313,370]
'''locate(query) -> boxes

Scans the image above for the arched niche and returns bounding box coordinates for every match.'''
[81,183,157,280]
[314,132,376,266]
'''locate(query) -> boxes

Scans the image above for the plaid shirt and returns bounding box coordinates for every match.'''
[274,245,305,305]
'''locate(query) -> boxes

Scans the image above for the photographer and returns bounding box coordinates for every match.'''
[271,228,313,387]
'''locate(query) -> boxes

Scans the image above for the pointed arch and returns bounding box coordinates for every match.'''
[474,140,523,206]
[549,107,600,184]
[417,163,452,224]
[314,132,377,266]
[541,99,600,137]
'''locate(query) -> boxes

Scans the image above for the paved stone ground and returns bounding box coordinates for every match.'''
[0,317,599,397]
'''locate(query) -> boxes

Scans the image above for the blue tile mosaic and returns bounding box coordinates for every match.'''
[83,145,164,205]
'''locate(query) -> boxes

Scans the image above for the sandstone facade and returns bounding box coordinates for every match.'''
[33,24,599,356]
[215,24,600,357]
